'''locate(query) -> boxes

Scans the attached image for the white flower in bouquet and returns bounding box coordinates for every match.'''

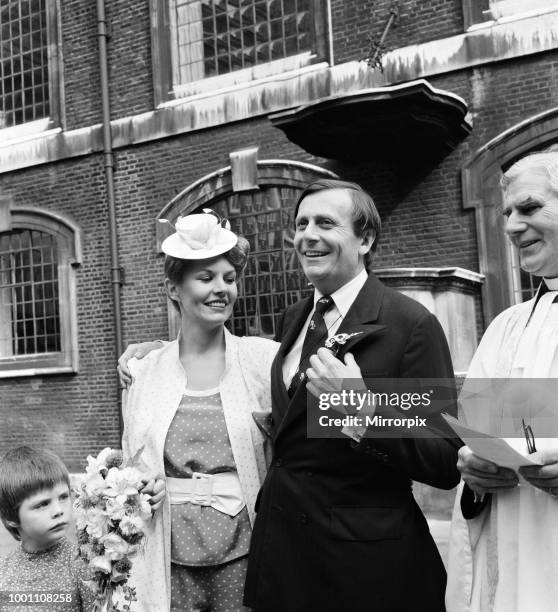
[76,507,111,539]
[104,467,143,505]
[85,447,115,475]
[136,494,152,521]
[119,516,145,537]
[90,555,112,574]
[101,533,135,561]
[74,446,151,612]
[105,497,126,521]
[83,470,108,496]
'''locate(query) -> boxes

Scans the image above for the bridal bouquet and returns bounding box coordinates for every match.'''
[74,447,151,612]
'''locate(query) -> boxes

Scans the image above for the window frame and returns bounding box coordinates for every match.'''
[0,206,81,378]
[150,0,328,106]
[0,0,63,138]
[463,0,558,30]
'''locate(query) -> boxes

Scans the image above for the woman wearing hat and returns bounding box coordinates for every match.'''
[122,212,277,611]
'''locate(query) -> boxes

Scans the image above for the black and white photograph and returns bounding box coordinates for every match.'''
[2,1,558,610]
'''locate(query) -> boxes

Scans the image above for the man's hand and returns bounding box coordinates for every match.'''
[306,348,365,404]
[457,445,518,496]
[519,449,558,497]
[139,477,166,512]
[117,341,163,388]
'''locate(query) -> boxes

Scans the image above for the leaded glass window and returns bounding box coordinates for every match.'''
[0,229,60,357]
[172,0,316,82]
[208,185,311,337]
[0,207,80,377]
[0,0,49,128]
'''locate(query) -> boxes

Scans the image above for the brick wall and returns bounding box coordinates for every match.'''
[0,156,120,471]
[332,0,465,65]
[59,0,468,129]
[2,0,558,466]
[61,1,102,129]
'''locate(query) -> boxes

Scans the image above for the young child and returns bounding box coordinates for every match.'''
[0,446,95,611]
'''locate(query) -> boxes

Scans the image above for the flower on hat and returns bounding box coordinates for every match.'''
[175,214,223,251]
[161,209,238,259]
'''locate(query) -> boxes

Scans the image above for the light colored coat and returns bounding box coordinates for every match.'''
[447,291,558,612]
[121,329,278,612]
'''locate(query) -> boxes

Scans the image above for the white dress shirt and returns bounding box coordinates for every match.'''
[282,268,368,388]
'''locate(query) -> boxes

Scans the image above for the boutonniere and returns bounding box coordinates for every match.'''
[325,332,364,355]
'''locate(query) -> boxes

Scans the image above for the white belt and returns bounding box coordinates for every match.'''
[167,473,245,517]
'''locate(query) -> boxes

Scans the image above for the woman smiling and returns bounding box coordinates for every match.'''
[122,212,277,611]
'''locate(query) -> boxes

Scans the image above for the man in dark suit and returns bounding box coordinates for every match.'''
[243,179,460,612]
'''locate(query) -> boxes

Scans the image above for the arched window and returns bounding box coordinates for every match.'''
[0,203,81,376]
[157,160,336,338]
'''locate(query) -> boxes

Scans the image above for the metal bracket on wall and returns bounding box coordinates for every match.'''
[111,266,125,287]
[363,1,400,73]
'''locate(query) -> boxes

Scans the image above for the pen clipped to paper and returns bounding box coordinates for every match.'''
[441,413,542,471]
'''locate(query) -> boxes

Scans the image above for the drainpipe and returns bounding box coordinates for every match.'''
[96,0,124,435]
[326,0,334,66]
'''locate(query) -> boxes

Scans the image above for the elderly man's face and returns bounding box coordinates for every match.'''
[294,188,373,294]
[503,168,558,278]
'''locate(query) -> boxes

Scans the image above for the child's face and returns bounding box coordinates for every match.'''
[16,482,72,552]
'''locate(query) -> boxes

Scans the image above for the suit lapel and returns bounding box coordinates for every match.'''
[337,272,385,329]
[274,273,387,441]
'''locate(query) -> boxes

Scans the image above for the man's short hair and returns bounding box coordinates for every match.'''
[294,179,381,269]
[501,148,558,193]
[0,446,70,541]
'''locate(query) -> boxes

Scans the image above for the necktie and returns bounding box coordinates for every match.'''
[288,295,334,397]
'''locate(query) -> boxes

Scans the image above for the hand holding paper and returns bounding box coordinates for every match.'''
[457,445,519,496]
[519,449,558,496]
[442,413,542,470]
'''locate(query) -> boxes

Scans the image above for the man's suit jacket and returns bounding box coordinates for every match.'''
[244,273,461,612]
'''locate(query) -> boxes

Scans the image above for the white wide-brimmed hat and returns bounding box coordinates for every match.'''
[160,210,238,260]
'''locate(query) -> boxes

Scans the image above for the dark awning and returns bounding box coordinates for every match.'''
[269,79,471,162]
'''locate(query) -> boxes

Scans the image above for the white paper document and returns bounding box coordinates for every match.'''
[442,413,542,469]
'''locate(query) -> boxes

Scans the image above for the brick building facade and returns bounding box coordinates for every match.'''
[1,0,558,504]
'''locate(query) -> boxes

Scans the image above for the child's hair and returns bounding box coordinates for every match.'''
[0,446,70,541]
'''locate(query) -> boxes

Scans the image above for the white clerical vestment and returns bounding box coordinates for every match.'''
[447,284,558,612]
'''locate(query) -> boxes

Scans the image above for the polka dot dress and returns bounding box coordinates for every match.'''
[164,387,251,611]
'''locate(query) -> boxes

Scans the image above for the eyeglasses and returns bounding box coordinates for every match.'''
[522,418,537,454]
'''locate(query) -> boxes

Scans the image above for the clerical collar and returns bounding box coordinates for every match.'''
[544,277,558,290]
[532,278,558,311]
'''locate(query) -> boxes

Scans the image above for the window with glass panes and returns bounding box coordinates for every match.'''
[463,0,557,28]
[507,239,540,304]
[0,228,60,358]
[0,0,49,128]
[172,0,319,83]
[205,185,312,338]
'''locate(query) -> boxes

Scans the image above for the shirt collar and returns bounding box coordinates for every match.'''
[531,279,558,313]
[314,268,368,318]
